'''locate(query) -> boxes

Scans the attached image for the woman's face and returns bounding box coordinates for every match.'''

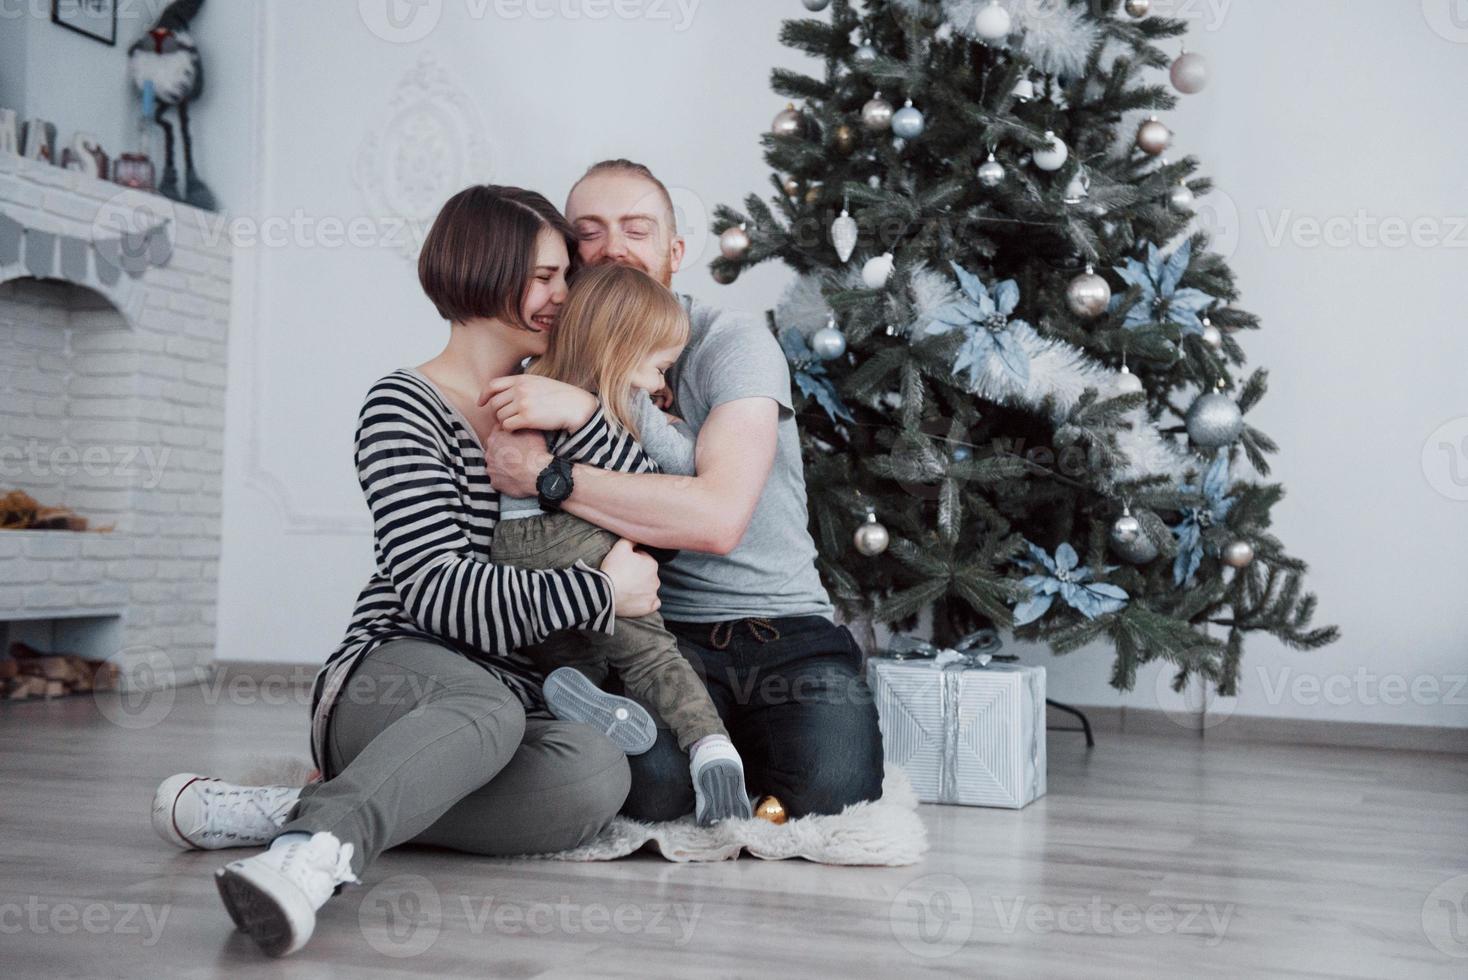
[516,228,571,355]
[629,342,684,396]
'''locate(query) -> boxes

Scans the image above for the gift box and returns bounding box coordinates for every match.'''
[867,632,1046,809]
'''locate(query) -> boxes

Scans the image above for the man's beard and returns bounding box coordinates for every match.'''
[595,252,673,289]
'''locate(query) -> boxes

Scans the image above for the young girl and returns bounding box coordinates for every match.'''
[489,262,752,827]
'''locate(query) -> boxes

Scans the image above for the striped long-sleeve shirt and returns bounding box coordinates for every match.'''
[308,368,656,773]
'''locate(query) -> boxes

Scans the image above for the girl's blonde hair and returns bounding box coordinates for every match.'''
[529,263,689,440]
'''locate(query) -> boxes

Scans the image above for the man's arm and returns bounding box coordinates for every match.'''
[483,396,779,555]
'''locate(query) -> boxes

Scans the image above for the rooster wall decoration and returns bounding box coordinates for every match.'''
[127,0,216,210]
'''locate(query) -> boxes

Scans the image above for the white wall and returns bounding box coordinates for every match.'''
[110,2,1465,731]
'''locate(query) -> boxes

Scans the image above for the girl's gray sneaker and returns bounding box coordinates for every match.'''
[542,667,658,756]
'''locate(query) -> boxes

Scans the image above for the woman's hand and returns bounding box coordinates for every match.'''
[478,375,598,433]
[599,538,661,618]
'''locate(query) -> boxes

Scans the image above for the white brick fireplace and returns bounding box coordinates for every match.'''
[0,153,233,690]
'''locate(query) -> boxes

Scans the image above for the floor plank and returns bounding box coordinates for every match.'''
[1,686,1464,978]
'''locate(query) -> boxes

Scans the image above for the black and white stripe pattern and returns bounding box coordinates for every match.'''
[308,369,657,772]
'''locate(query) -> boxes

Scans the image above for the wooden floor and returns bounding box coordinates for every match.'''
[1,684,1465,979]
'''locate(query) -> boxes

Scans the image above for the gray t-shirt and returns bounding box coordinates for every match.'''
[632,295,833,624]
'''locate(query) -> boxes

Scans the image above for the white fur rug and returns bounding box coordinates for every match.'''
[237,758,926,867]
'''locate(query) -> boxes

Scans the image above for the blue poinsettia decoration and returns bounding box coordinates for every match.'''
[1170,450,1235,587]
[779,327,854,424]
[1110,239,1214,336]
[921,262,1030,389]
[1012,541,1129,626]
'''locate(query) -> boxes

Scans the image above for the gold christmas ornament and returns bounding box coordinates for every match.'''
[862,93,895,132]
[754,795,788,824]
[1222,540,1255,568]
[805,183,824,206]
[1066,265,1111,319]
[1136,116,1172,156]
[834,124,856,154]
[719,224,751,260]
[772,103,805,138]
[1125,0,1150,17]
[783,177,800,198]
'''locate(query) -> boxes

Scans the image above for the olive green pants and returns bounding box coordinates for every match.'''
[490,510,728,751]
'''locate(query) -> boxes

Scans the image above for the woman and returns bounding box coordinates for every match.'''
[149,185,662,958]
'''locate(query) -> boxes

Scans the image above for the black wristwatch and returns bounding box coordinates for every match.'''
[536,456,574,511]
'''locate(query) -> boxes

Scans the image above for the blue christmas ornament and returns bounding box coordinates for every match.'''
[780,327,853,424]
[1109,239,1214,336]
[1011,541,1129,626]
[1170,451,1236,587]
[891,101,925,139]
[920,261,1031,390]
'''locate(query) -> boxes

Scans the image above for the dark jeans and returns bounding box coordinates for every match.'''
[610,614,885,822]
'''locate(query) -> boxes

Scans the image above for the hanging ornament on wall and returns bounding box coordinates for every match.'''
[711,265,738,285]
[891,100,926,139]
[811,316,847,360]
[854,510,891,557]
[1136,116,1172,156]
[1066,265,1111,319]
[1185,387,1245,448]
[1169,180,1197,213]
[801,0,831,11]
[1012,74,1035,103]
[854,39,878,64]
[1110,506,1159,563]
[1032,131,1068,171]
[831,207,859,263]
[1115,363,1144,395]
[1200,315,1223,348]
[833,124,856,154]
[1124,0,1150,17]
[719,224,751,260]
[977,152,1005,188]
[862,93,894,131]
[974,0,1013,41]
[1222,540,1255,568]
[862,251,895,289]
[1170,49,1211,94]
[772,104,805,138]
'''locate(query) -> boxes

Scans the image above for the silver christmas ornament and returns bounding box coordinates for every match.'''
[1124,0,1150,17]
[831,208,859,263]
[1222,540,1255,568]
[891,100,925,139]
[1032,130,1068,171]
[862,252,895,289]
[1185,392,1245,448]
[1012,75,1035,102]
[854,513,890,557]
[1201,316,1223,348]
[1066,265,1111,319]
[1115,365,1144,395]
[801,0,831,10]
[977,153,1005,188]
[1169,182,1197,213]
[1170,49,1210,94]
[854,41,878,64]
[862,94,894,132]
[811,321,847,360]
[719,224,750,260]
[1063,168,1091,204]
[1112,527,1159,564]
[782,176,800,198]
[1111,513,1142,545]
[772,104,805,138]
[1136,116,1172,156]
[974,0,1012,41]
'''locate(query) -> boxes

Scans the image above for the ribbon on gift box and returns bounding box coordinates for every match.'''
[877,628,1007,803]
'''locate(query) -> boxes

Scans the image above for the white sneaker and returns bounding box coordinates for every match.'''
[215,832,358,957]
[152,774,300,850]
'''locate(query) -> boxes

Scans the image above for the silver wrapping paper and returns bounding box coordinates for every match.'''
[868,658,1047,809]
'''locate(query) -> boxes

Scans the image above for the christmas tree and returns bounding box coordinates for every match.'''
[710,0,1337,695]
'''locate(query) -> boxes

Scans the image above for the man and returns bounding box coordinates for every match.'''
[482,160,884,820]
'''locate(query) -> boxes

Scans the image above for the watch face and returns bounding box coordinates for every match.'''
[543,474,568,498]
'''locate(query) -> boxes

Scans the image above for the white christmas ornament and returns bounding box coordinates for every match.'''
[1170,49,1210,94]
[1115,365,1144,395]
[1012,75,1035,102]
[892,100,925,139]
[974,0,1013,41]
[831,209,859,263]
[862,252,895,289]
[1032,130,1068,171]
[977,153,1005,187]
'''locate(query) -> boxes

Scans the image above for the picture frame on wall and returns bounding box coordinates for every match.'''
[51,0,117,47]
